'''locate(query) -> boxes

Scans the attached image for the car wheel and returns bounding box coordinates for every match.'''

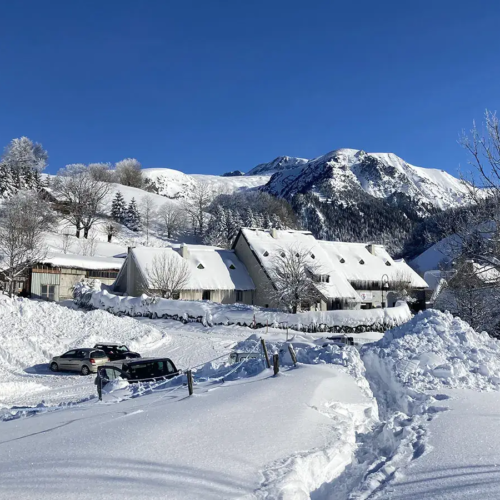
[81,365,90,376]
[50,362,59,372]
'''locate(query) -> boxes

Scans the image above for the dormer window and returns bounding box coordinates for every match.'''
[229,264,236,270]
[263,251,269,257]
[197,264,205,269]
[280,252,285,258]
[340,258,345,264]
[385,261,391,266]
[311,253,316,259]
[359,259,365,265]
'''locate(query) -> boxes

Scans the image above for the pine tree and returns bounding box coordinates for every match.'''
[1,137,47,192]
[204,205,227,247]
[244,207,256,228]
[126,198,142,231]
[263,213,273,229]
[111,191,127,222]
[0,163,14,198]
[270,213,285,230]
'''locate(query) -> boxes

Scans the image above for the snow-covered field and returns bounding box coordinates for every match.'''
[3,297,500,499]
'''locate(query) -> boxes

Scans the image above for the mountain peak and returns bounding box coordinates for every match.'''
[247,155,308,176]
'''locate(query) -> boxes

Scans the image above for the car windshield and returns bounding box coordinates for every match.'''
[116,346,129,352]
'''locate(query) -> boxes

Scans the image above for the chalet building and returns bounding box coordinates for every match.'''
[112,245,255,303]
[232,228,428,310]
[29,254,123,301]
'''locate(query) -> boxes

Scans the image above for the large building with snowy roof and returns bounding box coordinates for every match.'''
[233,228,428,310]
[112,244,255,304]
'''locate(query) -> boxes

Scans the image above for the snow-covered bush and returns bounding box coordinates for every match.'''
[73,285,413,332]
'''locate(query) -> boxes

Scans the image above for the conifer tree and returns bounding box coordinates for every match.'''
[111,191,127,222]
[126,198,142,231]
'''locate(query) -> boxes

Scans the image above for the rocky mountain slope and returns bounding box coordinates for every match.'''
[257,149,470,213]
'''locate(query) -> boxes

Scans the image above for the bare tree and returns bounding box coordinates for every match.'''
[101,221,121,243]
[183,182,214,238]
[53,165,110,238]
[146,252,190,299]
[60,232,72,254]
[434,258,500,334]
[88,162,115,183]
[115,158,143,188]
[79,231,98,256]
[140,195,157,245]
[0,192,55,297]
[388,269,417,304]
[157,202,186,239]
[266,245,323,313]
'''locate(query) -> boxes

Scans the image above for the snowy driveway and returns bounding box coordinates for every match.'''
[0,364,374,500]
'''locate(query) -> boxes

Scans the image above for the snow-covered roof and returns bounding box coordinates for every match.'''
[239,229,428,297]
[317,241,428,288]
[239,228,361,301]
[131,246,255,291]
[38,253,124,270]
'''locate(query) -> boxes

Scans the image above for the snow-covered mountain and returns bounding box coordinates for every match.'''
[260,148,470,212]
[247,156,308,176]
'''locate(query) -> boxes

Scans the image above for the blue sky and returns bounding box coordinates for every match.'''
[0,1,499,176]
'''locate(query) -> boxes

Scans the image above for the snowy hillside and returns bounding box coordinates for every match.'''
[142,168,271,199]
[262,148,471,211]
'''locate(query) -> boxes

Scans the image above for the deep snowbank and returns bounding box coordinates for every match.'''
[0,296,166,408]
[323,310,500,500]
[75,286,412,333]
[364,309,500,397]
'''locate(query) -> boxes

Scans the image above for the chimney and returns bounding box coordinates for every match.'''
[270,228,278,239]
[127,246,135,255]
[367,243,375,255]
[180,243,190,259]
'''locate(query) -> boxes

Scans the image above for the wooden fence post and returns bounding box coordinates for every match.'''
[187,370,194,396]
[288,344,297,366]
[261,338,271,369]
[273,354,279,376]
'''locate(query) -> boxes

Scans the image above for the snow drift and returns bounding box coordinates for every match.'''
[364,309,500,395]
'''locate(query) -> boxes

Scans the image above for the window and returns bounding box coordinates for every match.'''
[88,270,119,279]
[62,350,77,358]
[41,284,56,301]
[263,251,269,257]
[311,253,315,259]
[280,252,285,258]
[340,258,345,264]
[197,264,205,269]
[236,290,243,302]
[172,292,180,300]
[359,259,365,265]
[229,264,236,270]
[75,350,86,359]
[202,290,211,301]
[385,261,392,266]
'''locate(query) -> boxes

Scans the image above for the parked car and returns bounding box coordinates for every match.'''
[50,348,109,375]
[93,343,141,361]
[95,357,181,392]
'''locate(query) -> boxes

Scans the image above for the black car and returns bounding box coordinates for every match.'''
[93,343,141,361]
[95,357,181,395]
